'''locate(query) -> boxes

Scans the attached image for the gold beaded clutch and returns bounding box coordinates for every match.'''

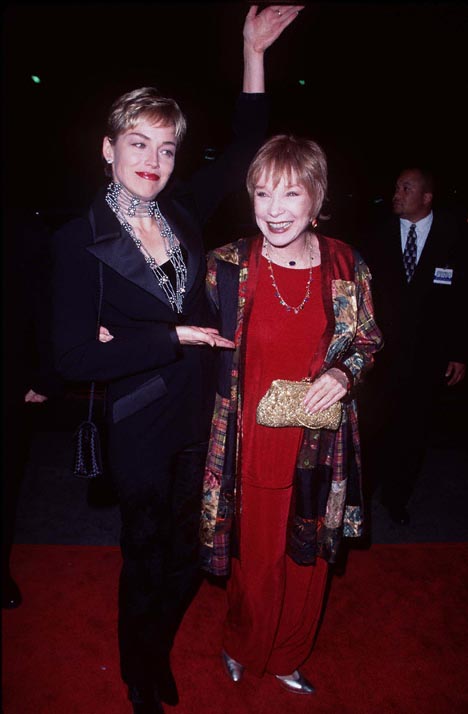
[256,379,342,430]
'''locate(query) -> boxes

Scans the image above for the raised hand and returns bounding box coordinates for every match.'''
[243,4,304,54]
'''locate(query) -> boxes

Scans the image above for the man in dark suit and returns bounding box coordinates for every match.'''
[2,210,64,608]
[360,167,466,525]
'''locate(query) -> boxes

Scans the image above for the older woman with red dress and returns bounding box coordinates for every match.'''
[201,134,383,693]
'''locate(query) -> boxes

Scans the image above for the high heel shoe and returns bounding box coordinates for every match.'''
[274,670,315,694]
[221,650,245,683]
[127,685,164,714]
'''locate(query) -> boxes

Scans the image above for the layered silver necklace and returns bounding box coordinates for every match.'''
[105,182,187,313]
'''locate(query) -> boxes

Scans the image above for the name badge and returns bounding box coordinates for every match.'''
[433,267,453,285]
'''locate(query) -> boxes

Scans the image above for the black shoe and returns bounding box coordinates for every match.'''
[386,504,410,525]
[2,575,22,609]
[155,662,179,706]
[128,685,164,714]
[131,702,164,714]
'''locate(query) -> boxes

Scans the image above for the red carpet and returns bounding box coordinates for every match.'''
[3,543,468,714]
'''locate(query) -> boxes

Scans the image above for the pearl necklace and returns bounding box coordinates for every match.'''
[263,237,314,315]
[106,182,187,313]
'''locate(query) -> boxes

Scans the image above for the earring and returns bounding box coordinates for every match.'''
[106,158,113,164]
[311,218,318,229]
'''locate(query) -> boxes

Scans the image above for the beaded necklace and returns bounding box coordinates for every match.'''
[106,182,187,313]
[263,236,314,315]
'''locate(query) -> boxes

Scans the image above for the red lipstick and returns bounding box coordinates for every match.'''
[136,172,160,181]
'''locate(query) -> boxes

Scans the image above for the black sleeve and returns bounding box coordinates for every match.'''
[52,220,181,383]
[27,221,64,397]
[7,212,64,398]
[448,222,468,364]
[184,92,269,224]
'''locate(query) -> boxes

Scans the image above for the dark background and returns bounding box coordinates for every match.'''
[3,0,468,240]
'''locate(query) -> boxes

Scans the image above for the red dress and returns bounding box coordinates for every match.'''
[223,257,329,676]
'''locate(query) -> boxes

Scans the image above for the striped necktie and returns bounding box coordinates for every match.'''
[403,223,417,282]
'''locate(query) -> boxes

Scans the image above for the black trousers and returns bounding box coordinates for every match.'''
[116,441,207,688]
[359,368,437,511]
[2,400,37,580]
[378,395,428,510]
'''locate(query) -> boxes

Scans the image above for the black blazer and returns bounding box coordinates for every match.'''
[52,93,268,457]
[363,209,466,388]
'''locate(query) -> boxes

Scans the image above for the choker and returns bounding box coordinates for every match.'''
[107,181,156,218]
[105,182,187,313]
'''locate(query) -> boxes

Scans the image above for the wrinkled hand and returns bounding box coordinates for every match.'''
[303,368,349,414]
[176,326,235,349]
[24,389,48,403]
[99,326,114,343]
[243,4,304,54]
[445,361,466,386]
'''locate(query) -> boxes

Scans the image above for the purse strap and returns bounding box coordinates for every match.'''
[87,207,103,423]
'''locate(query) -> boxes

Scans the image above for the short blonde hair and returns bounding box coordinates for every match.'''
[246,135,328,219]
[106,86,187,145]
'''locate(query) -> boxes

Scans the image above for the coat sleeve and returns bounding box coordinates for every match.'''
[52,220,182,383]
[184,93,269,224]
[334,253,384,388]
[22,214,64,397]
[446,220,467,364]
[205,252,220,312]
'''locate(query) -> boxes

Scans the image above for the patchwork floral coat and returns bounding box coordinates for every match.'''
[201,234,383,576]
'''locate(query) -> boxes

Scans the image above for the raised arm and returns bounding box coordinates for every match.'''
[185,5,304,223]
[243,4,304,93]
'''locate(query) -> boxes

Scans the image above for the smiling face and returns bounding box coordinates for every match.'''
[103,118,176,200]
[253,171,315,249]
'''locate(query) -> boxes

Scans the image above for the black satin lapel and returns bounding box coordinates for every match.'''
[161,199,203,295]
[185,239,204,296]
[86,235,172,307]
[87,191,203,305]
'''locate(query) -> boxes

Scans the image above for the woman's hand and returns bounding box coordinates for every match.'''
[176,326,235,349]
[24,389,48,403]
[242,4,304,93]
[303,368,349,414]
[98,324,234,349]
[99,326,114,343]
[243,4,304,54]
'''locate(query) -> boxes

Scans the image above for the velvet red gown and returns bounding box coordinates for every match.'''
[223,256,329,677]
